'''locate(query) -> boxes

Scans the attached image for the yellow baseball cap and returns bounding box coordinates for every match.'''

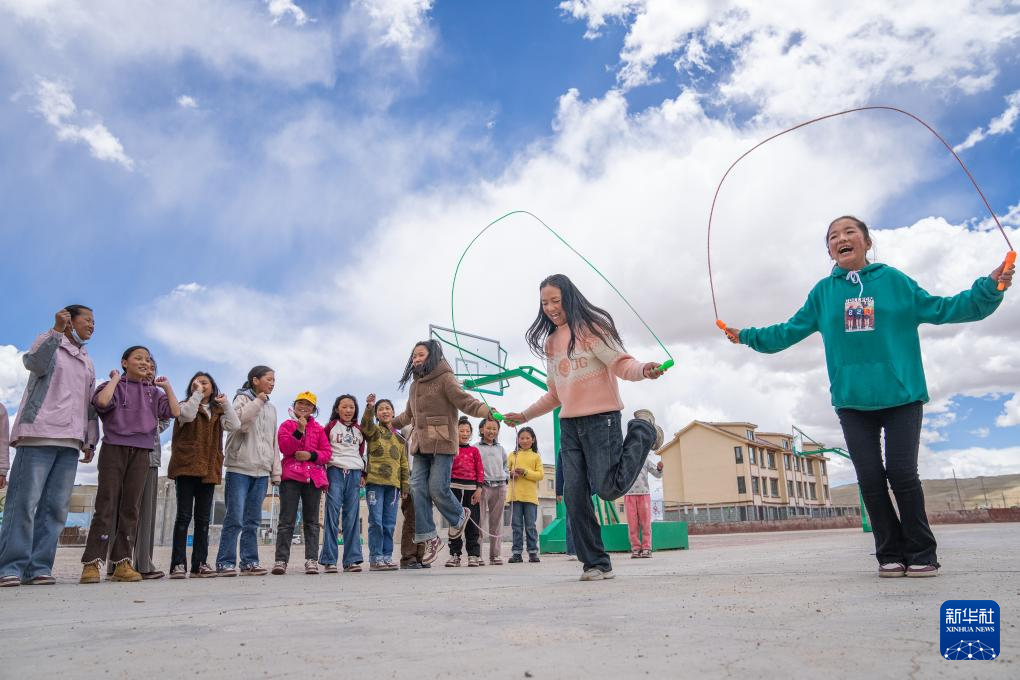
[294,391,317,406]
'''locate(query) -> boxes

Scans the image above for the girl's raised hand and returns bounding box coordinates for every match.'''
[214,393,228,406]
[256,392,269,402]
[154,376,172,391]
[192,380,204,396]
[108,369,122,382]
[991,260,1015,290]
[656,461,664,471]
[722,326,741,344]
[366,393,376,409]
[53,309,71,333]
[642,363,664,380]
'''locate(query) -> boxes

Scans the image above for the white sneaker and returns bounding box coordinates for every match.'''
[579,568,615,581]
[448,507,471,540]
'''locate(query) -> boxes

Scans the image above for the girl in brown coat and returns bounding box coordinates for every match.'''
[167,371,240,578]
[392,340,492,565]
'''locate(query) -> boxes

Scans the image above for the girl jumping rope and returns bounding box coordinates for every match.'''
[504,274,665,581]
[723,215,1014,578]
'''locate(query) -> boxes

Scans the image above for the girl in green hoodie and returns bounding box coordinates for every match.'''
[725,215,1013,578]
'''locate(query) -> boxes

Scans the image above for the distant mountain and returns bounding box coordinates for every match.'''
[831,473,1020,512]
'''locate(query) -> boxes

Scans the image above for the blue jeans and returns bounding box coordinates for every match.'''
[565,511,575,556]
[365,483,400,563]
[560,411,655,572]
[511,502,538,555]
[410,453,463,542]
[215,472,268,570]
[319,467,364,567]
[0,446,79,580]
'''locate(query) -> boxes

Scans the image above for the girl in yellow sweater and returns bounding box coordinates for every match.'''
[506,428,544,564]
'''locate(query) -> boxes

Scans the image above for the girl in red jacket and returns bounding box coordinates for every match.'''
[273,392,330,575]
[446,417,485,567]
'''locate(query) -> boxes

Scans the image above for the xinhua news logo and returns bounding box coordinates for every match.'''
[941,600,999,661]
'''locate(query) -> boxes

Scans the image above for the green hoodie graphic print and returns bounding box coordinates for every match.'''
[739,263,1004,411]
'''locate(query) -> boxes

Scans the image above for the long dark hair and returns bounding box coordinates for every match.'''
[398,340,444,391]
[241,365,273,392]
[329,394,359,425]
[515,426,539,453]
[186,371,220,401]
[525,274,623,359]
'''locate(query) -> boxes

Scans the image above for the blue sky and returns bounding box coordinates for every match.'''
[2,1,1019,485]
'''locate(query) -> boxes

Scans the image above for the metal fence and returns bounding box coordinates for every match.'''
[663,502,862,524]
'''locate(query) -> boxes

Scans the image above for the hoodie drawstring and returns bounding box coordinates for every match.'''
[846,270,864,298]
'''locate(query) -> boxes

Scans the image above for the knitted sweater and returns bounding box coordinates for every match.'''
[505,449,544,505]
[361,409,410,492]
[522,326,646,421]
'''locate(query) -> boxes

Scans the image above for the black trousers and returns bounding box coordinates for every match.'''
[275,480,322,563]
[171,475,216,572]
[448,485,481,557]
[837,401,938,566]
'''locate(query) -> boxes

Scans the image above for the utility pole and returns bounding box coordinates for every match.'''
[979,476,990,508]
[952,468,965,510]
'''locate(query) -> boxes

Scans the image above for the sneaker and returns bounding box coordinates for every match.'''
[27,574,56,585]
[80,562,102,584]
[244,565,269,576]
[384,560,399,570]
[271,562,287,575]
[906,564,939,578]
[580,568,617,582]
[111,561,143,583]
[508,554,523,564]
[878,562,906,578]
[169,565,188,579]
[194,564,217,578]
[140,570,165,580]
[490,557,503,565]
[473,557,484,567]
[343,564,363,573]
[652,425,664,450]
[640,549,653,559]
[421,536,443,565]
[400,561,423,570]
[528,553,541,563]
[217,566,238,577]
[370,562,390,571]
[565,554,577,561]
[0,575,20,587]
[323,563,338,574]
[445,556,461,568]
[630,550,641,559]
[448,507,471,540]
[304,560,319,575]
[633,410,664,449]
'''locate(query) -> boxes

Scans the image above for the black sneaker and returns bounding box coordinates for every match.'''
[400,561,423,570]
[508,554,523,563]
[528,553,541,563]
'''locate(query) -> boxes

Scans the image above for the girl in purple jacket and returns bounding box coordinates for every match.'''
[273,391,330,575]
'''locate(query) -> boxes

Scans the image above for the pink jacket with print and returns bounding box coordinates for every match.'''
[278,417,330,489]
[10,330,98,450]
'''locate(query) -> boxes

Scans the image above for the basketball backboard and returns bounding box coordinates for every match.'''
[429,324,508,396]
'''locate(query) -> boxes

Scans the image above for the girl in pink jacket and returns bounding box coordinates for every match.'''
[272,392,330,575]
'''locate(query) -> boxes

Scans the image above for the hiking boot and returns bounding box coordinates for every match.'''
[448,507,471,540]
[421,536,443,565]
[879,562,905,578]
[508,554,523,564]
[242,564,268,576]
[80,562,102,584]
[579,568,615,582]
[271,562,287,575]
[445,555,461,568]
[217,566,238,577]
[194,564,217,578]
[528,553,541,563]
[27,574,56,585]
[305,560,319,575]
[323,563,338,574]
[169,565,188,579]
[111,561,142,582]
[906,564,939,578]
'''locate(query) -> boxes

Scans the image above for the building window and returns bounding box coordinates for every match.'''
[746,429,755,441]
[784,455,791,470]
[824,484,830,500]
[787,480,794,497]
[737,476,747,494]
[547,480,554,491]
[809,484,817,500]
[767,452,776,469]
[734,446,743,464]
[769,478,779,497]
[783,439,789,450]
[751,476,760,495]
[749,448,757,466]
[821,461,827,476]
[804,460,813,475]
[796,482,803,497]
[794,457,800,472]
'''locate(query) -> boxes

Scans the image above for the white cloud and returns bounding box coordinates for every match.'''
[339,0,435,67]
[998,394,1020,427]
[969,427,991,438]
[266,0,309,26]
[0,345,28,409]
[954,89,1020,152]
[0,0,335,87]
[559,0,1020,114]
[33,78,134,169]
[176,95,198,109]
[917,445,1020,480]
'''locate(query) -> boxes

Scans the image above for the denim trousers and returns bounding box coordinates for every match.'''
[0,446,79,580]
[365,483,400,563]
[410,452,463,543]
[510,501,538,555]
[319,467,363,567]
[215,472,268,570]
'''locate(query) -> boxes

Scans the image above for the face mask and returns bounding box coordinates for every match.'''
[70,328,89,346]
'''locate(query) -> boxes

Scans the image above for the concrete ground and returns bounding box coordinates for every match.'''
[1,524,1017,679]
